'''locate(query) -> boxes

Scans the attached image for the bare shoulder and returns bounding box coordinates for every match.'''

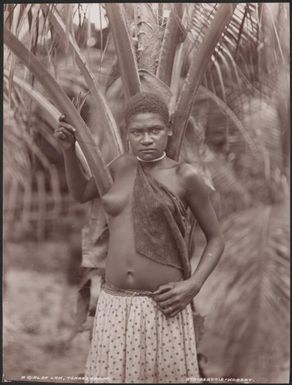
[177,162,209,195]
[108,153,136,176]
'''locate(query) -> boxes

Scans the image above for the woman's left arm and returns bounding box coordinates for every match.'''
[183,165,225,292]
[153,165,225,317]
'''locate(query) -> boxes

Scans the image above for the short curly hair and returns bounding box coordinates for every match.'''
[124,92,169,126]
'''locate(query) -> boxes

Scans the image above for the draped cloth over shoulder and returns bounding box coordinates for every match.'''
[132,162,191,279]
[73,161,206,344]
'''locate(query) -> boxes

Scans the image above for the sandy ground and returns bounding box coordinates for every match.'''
[3,241,91,383]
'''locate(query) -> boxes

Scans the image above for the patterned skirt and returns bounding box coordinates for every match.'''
[84,283,200,383]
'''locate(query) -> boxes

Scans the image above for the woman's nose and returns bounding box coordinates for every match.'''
[141,132,153,145]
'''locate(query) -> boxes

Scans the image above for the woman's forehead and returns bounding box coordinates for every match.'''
[127,112,166,128]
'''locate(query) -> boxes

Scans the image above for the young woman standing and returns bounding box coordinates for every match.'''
[55,92,224,383]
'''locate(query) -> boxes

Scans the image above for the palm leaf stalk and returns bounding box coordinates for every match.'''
[167,3,237,160]
[168,41,185,116]
[135,3,162,73]
[4,70,91,177]
[42,3,124,157]
[156,3,184,86]
[4,27,112,196]
[105,3,141,99]
[168,7,191,116]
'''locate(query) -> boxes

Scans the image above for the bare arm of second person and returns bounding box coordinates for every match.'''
[54,115,99,203]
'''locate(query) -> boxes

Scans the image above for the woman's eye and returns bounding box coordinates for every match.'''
[151,128,160,135]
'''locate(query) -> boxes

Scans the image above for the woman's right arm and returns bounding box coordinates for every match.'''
[54,115,99,203]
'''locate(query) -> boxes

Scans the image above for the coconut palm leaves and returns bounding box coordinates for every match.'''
[134,3,162,74]
[3,3,290,382]
[104,3,141,99]
[42,3,124,157]
[4,27,112,195]
[156,3,184,86]
[4,2,251,185]
[3,90,64,239]
[196,202,289,382]
[4,70,91,177]
[105,3,239,160]
[167,4,237,159]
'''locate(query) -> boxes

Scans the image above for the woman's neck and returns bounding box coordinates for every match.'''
[136,151,166,163]
[137,157,178,172]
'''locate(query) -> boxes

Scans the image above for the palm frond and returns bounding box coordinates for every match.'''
[234,97,285,201]
[42,4,124,157]
[4,96,61,232]
[210,56,226,102]
[168,41,185,116]
[104,3,140,99]
[198,85,257,151]
[186,3,218,49]
[167,3,237,160]
[4,71,91,178]
[182,3,261,123]
[180,116,215,193]
[4,4,18,30]
[205,152,252,218]
[195,202,289,382]
[156,3,184,86]
[4,27,112,195]
[135,3,162,73]
[4,106,31,186]
[139,69,172,103]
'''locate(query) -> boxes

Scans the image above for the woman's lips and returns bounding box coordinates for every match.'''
[140,149,155,153]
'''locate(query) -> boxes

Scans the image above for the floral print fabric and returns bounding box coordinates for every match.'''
[85,288,200,383]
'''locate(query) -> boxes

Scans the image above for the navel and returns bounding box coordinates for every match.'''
[126,270,134,278]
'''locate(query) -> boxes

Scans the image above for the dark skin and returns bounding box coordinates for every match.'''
[55,112,225,317]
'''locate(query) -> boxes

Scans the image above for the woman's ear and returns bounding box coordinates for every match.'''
[168,129,173,137]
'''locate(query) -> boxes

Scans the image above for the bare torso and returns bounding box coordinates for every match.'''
[102,155,186,291]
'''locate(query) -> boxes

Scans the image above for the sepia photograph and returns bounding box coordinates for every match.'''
[3,2,290,384]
